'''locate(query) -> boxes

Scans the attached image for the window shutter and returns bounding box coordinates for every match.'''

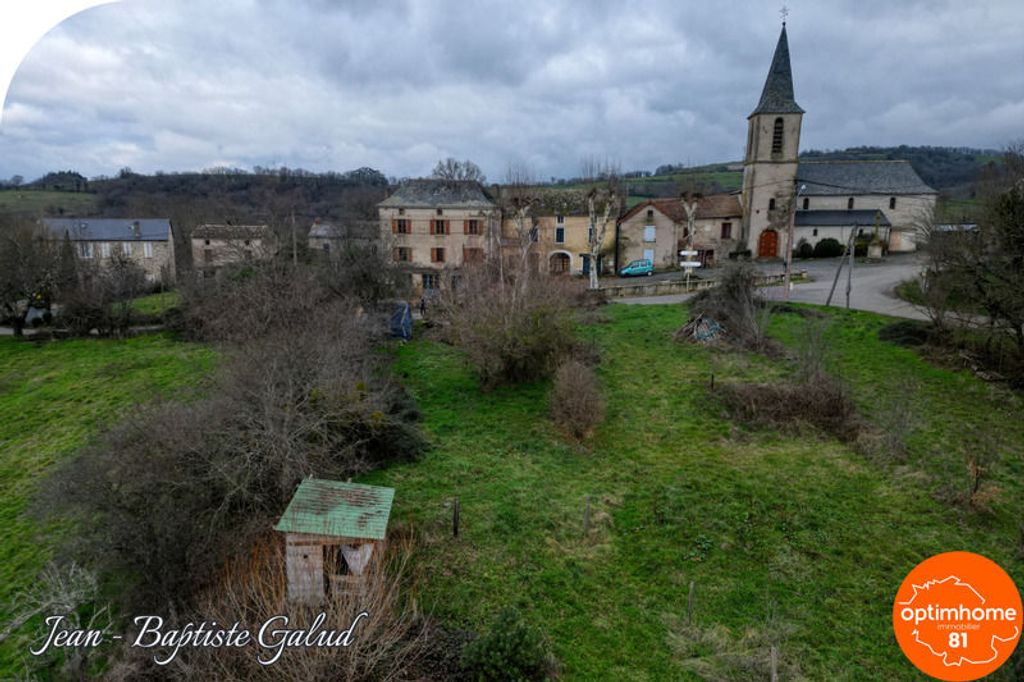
[443,220,449,235]
[431,247,436,262]
[391,218,397,233]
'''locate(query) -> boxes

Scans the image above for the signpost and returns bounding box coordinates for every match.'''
[679,250,700,287]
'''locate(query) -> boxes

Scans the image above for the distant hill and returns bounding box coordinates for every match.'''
[799,145,1002,192]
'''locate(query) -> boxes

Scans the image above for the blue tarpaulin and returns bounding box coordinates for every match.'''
[389,301,412,340]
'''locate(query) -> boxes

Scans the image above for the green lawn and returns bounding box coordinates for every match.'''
[363,304,1024,680]
[1,305,1021,679]
[0,190,98,217]
[0,334,213,671]
[130,290,181,316]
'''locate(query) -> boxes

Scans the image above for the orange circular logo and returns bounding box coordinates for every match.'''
[893,551,1022,680]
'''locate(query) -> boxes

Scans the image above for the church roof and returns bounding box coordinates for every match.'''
[750,26,804,117]
[796,160,937,196]
[795,209,891,227]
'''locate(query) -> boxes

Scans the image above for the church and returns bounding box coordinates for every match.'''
[740,24,937,257]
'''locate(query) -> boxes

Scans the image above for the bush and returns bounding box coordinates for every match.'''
[550,359,605,441]
[718,376,860,442]
[682,262,776,353]
[812,238,844,258]
[438,264,581,388]
[796,241,814,259]
[43,307,425,612]
[461,608,552,681]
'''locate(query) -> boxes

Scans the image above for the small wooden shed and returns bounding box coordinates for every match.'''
[275,478,395,602]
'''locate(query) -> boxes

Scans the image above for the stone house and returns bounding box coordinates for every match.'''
[42,217,176,283]
[378,179,498,296]
[191,223,275,277]
[497,188,620,277]
[617,194,742,270]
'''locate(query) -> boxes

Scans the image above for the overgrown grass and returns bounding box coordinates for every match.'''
[129,290,181,316]
[2,304,1022,679]
[364,303,1023,680]
[0,190,98,217]
[0,335,213,673]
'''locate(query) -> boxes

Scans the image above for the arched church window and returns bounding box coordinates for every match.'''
[769,198,776,211]
[802,197,809,210]
[771,118,784,154]
[847,197,855,210]
[889,196,897,209]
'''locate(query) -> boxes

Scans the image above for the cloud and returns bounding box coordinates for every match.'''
[1,0,1022,182]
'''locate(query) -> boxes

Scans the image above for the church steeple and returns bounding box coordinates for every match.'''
[749,25,803,117]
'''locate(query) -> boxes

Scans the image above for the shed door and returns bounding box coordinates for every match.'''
[286,537,324,601]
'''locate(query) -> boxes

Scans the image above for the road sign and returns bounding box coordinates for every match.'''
[679,250,698,256]
[679,261,701,268]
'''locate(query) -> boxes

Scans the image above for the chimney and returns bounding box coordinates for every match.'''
[131,221,141,239]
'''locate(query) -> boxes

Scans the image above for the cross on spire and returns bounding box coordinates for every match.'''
[780,4,789,26]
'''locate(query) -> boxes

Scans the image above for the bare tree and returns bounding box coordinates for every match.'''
[432,157,487,184]
[0,218,56,336]
[578,159,621,289]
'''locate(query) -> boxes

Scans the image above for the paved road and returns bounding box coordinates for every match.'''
[615,253,930,320]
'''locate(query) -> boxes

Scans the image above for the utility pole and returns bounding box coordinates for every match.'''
[783,183,805,301]
[291,210,297,267]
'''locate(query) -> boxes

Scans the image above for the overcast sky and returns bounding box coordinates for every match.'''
[1,0,1022,182]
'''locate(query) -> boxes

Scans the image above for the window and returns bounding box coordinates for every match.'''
[555,227,565,243]
[322,242,331,253]
[100,242,111,258]
[244,239,251,246]
[430,219,448,235]
[889,196,897,210]
[143,242,153,258]
[465,219,481,235]
[394,247,411,262]
[122,242,132,256]
[802,197,809,210]
[721,222,732,240]
[812,228,818,237]
[556,215,565,225]
[769,198,776,211]
[422,273,438,290]
[79,242,93,259]
[436,208,443,216]
[394,219,410,233]
[772,117,784,154]
[646,209,654,220]
[431,247,445,263]
[204,239,211,246]
[398,208,405,216]
[643,226,656,242]
[847,197,855,210]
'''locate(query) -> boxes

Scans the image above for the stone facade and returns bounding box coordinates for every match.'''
[378,180,498,296]
[618,196,742,270]
[42,217,176,283]
[191,224,275,276]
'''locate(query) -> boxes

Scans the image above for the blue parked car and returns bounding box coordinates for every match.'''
[619,259,653,277]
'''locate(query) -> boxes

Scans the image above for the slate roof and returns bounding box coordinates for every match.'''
[379,179,496,209]
[42,217,171,241]
[192,224,271,240]
[796,160,937,196]
[795,209,891,227]
[275,478,394,541]
[308,220,340,238]
[750,26,804,116]
[620,194,742,223]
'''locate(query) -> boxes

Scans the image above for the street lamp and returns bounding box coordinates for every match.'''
[783,183,806,301]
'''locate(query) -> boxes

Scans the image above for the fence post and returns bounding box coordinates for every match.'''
[452,498,460,538]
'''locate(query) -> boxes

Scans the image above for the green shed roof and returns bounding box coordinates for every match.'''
[274,478,394,540]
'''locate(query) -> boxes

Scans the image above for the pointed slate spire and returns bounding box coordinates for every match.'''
[750,25,804,117]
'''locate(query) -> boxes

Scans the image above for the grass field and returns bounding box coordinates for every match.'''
[129,290,181,316]
[0,334,213,671]
[0,190,98,217]
[363,304,1024,680]
[1,304,1022,678]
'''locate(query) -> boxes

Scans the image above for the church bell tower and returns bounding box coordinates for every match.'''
[740,23,803,257]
